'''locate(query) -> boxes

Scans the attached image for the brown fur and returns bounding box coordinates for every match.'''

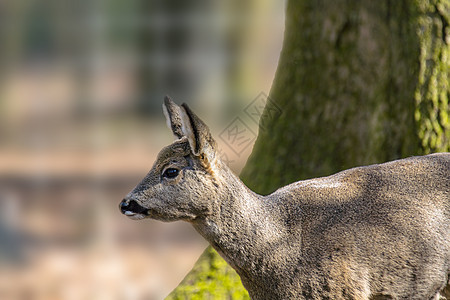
[120,98,450,299]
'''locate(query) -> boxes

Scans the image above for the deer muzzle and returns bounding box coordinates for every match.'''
[119,199,149,217]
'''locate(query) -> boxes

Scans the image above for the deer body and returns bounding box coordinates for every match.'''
[120,97,450,299]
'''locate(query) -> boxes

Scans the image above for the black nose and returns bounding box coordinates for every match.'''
[119,199,149,215]
[119,199,129,213]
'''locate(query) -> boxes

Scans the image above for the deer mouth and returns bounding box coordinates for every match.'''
[119,199,149,219]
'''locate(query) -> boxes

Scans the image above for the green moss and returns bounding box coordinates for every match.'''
[414,0,450,153]
[166,247,249,300]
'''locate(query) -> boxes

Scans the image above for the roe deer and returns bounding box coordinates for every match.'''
[120,97,450,299]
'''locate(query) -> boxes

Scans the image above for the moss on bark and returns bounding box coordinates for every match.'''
[166,247,249,299]
[414,0,450,153]
[167,0,450,298]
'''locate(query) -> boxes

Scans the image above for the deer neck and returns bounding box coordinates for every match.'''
[192,166,283,277]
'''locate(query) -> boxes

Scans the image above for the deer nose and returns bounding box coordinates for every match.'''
[119,199,149,216]
[119,199,129,214]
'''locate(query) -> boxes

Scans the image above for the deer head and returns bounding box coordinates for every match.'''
[119,97,222,222]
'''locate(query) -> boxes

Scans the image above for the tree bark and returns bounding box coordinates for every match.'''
[168,0,450,298]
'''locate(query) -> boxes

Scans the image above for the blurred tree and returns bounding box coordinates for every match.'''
[136,0,220,114]
[167,0,449,298]
[222,0,283,115]
[24,2,56,61]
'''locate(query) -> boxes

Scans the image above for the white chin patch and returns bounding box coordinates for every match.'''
[125,211,146,220]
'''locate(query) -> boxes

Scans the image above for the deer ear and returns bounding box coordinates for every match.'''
[162,96,184,139]
[179,103,217,158]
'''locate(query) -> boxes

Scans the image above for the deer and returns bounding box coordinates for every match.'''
[119,96,450,300]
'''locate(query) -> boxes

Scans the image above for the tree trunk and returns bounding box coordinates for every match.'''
[167,0,450,298]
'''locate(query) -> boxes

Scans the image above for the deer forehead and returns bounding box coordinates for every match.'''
[155,140,190,164]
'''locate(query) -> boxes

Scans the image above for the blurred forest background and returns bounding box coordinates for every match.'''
[0,1,285,299]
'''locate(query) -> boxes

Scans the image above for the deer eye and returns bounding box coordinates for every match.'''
[163,168,179,179]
